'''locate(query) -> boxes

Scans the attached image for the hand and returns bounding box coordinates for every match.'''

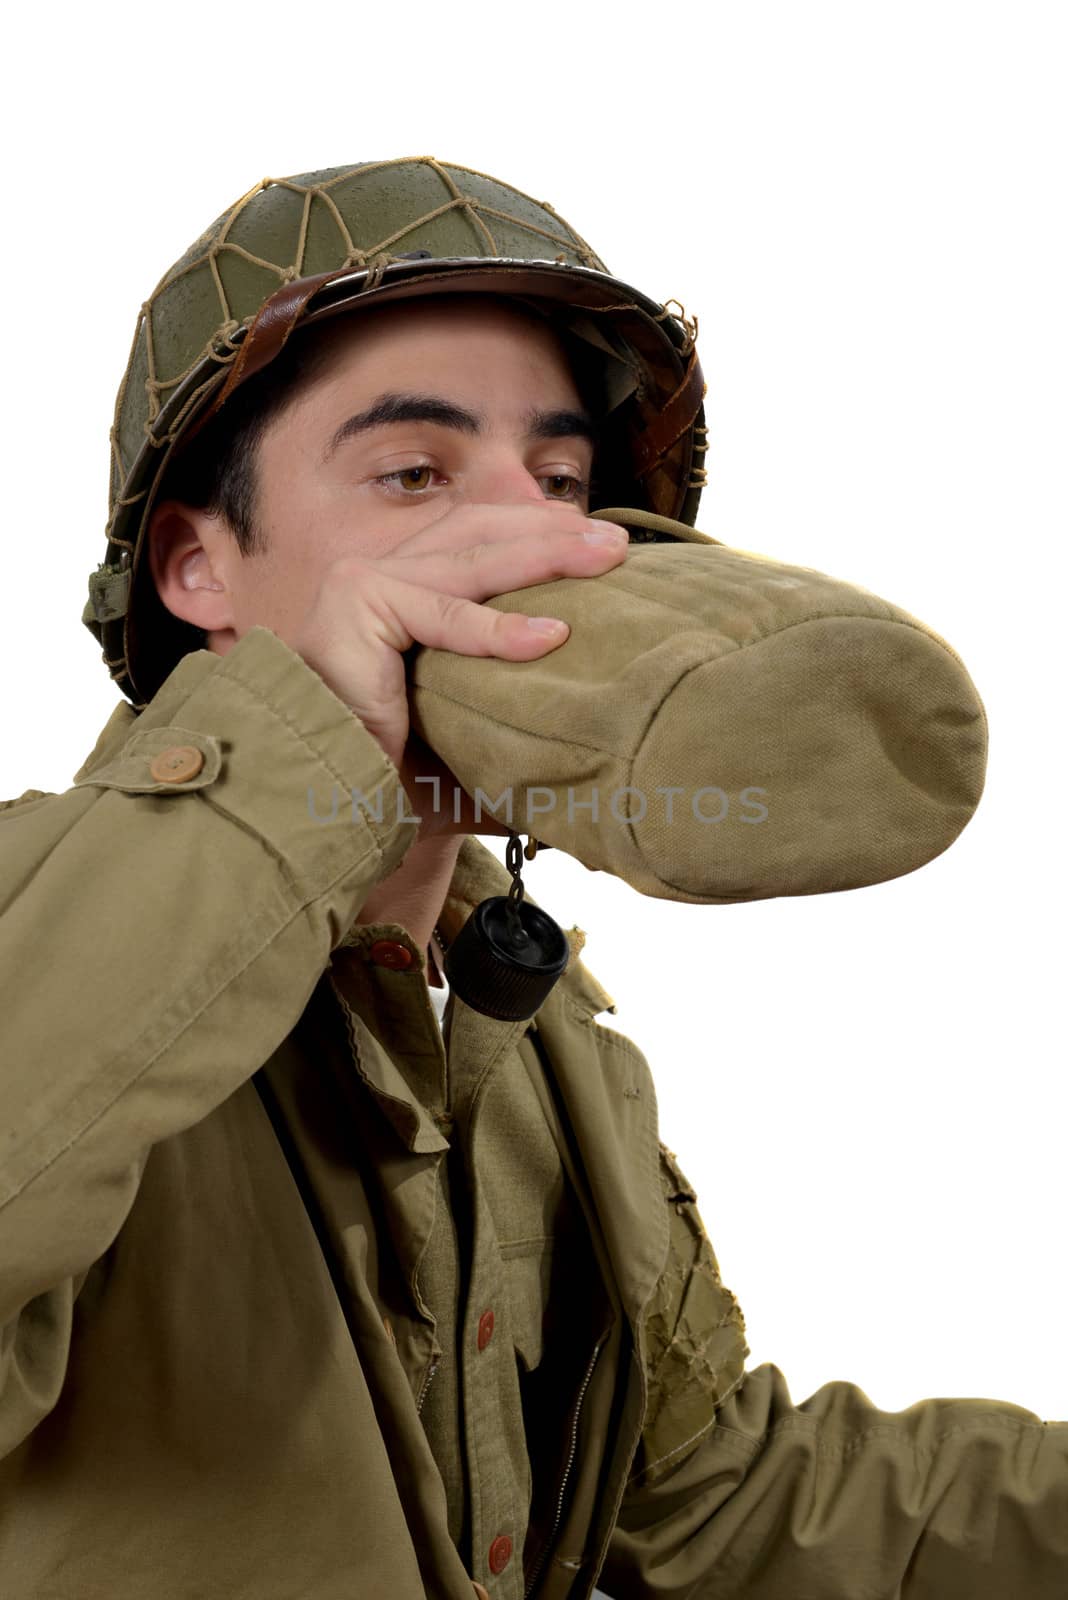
[290,501,629,830]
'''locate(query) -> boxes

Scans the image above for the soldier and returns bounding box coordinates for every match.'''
[0,157,1064,1597]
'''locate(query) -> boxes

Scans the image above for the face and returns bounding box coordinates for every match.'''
[149,298,596,652]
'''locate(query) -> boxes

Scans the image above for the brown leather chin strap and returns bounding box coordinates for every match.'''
[628,347,706,479]
[199,268,346,428]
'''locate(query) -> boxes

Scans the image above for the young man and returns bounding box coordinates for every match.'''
[1,158,1064,1598]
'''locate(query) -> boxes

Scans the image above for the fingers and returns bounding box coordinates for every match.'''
[360,572,577,661]
[375,518,630,602]
[385,499,625,560]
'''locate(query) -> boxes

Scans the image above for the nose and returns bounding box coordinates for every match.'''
[467,450,550,507]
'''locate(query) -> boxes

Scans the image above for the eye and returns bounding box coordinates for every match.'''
[540,473,589,501]
[376,464,438,494]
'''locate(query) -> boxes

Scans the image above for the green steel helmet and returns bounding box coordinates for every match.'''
[83,156,709,708]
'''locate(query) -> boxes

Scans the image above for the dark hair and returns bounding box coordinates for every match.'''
[157,319,342,557]
[156,296,617,557]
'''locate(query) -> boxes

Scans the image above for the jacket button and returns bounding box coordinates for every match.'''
[369,940,414,971]
[488,1535,512,1574]
[477,1310,495,1351]
[471,1585,491,1600]
[149,745,204,783]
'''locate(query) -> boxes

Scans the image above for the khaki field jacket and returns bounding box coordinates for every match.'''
[1,626,1064,1597]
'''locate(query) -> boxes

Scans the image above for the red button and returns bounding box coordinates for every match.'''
[488,1535,512,1575]
[369,940,414,971]
[477,1310,495,1351]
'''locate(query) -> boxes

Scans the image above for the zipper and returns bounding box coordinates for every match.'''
[523,1334,607,1598]
[416,1357,440,1416]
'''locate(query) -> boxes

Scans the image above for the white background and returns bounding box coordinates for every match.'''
[3,0,1065,1431]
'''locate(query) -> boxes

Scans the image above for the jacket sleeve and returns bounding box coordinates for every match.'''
[601,1150,1068,1599]
[602,1364,1068,1597]
[0,626,416,1458]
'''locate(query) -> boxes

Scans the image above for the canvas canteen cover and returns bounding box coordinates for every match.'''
[409,512,987,904]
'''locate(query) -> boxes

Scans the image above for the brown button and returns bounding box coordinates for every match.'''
[487,1536,512,1575]
[477,1309,495,1352]
[471,1585,491,1600]
[149,745,204,783]
[369,939,414,971]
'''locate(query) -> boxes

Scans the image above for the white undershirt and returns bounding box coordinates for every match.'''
[427,952,449,1030]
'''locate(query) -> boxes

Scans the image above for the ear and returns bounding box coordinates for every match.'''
[148,501,238,637]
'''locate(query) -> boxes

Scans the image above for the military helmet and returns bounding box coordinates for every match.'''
[83,156,709,707]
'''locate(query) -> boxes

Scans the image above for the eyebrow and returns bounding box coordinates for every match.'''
[322,391,597,462]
